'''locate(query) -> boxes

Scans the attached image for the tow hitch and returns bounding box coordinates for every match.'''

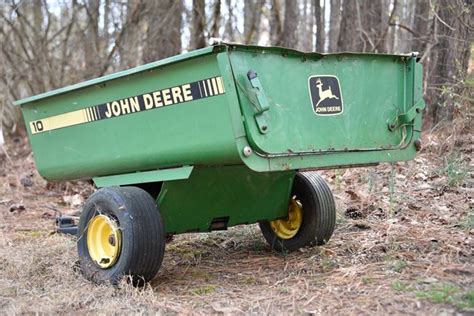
[56,216,78,236]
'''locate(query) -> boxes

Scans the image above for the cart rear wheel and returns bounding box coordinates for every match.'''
[77,186,165,285]
[259,172,336,252]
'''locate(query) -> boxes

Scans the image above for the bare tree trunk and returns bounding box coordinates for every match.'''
[244,0,253,40]
[411,0,431,111]
[386,0,396,52]
[143,0,182,63]
[27,0,47,92]
[297,0,313,51]
[84,0,101,78]
[369,0,384,52]
[314,0,324,52]
[192,0,206,49]
[224,0,236,41]
[282,0,298,48]
[411,0,430,53]
[244,0,265,44]
[36,1,48,90]
[396,0,411,53]
[337,0,358,51]
[299,0,308,50]
[354,0,386,52]
[375,0,399,53]
[210,0,221,39]
[270,0,283,45]
[427,0,473,123]
[103,0,111,46]
[33,0,43,36]
[328,0,341,52]
[120,2,145,68]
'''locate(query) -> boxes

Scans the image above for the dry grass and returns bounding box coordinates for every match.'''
[0,124,472,314]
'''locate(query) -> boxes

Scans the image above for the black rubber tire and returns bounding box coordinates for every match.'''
[77,186,165,285]
[259,172,336,252]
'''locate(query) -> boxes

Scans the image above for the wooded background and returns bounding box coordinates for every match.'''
[1,0,472,135]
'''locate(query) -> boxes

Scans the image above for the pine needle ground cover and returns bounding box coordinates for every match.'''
[0,120,472,314]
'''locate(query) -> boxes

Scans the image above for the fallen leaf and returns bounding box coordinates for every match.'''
[63,194,83,207]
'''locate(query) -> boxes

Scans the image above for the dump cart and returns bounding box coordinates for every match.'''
[14,43,424,285]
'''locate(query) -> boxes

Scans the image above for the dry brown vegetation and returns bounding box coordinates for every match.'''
[0,118,472,314]
[1,1,472,314]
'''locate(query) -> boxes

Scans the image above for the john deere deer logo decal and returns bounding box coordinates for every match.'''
[308,75,343,115]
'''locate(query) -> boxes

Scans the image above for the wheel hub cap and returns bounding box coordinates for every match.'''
[87,214,121,268]
[270,197,303,239]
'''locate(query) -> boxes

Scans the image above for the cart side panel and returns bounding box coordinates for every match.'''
[21,54,241,181]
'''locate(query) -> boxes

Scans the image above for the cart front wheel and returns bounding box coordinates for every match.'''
[259,172,336,252]
[77,186,165,285]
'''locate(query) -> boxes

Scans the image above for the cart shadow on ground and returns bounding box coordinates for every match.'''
[152,225,324,287]
[150,223,369,292]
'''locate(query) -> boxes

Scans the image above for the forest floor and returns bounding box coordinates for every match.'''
[0,119,472,314]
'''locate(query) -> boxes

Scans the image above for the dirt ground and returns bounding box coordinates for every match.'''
[0,120,472,314]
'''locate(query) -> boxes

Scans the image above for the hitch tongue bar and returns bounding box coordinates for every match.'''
[56,216,78,236]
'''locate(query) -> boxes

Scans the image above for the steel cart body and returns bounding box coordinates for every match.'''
[15,44,424,284]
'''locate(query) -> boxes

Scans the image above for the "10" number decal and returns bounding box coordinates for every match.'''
[30,120,44,134]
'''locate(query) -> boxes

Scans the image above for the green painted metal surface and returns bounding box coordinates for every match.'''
[231,50,406,152]
[226,46,424,172]
[16,44,424,233]
[93,166,193,188]
[17,44,423,181]
[19,52,240,181]
[158,166,295,234]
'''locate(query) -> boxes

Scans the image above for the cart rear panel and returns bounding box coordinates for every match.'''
[230,51,414,154]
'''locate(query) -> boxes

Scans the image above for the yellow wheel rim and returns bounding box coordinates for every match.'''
[86,214,121,269]
[270,197,303,239]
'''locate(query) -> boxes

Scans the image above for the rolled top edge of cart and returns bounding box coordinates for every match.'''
[17,43,424,183]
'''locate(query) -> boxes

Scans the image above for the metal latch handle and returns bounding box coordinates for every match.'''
[247,70,270,114]
[388,99,425,131]
[247,70,270,134]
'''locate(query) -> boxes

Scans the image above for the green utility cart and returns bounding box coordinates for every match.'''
[15,44,424,285]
